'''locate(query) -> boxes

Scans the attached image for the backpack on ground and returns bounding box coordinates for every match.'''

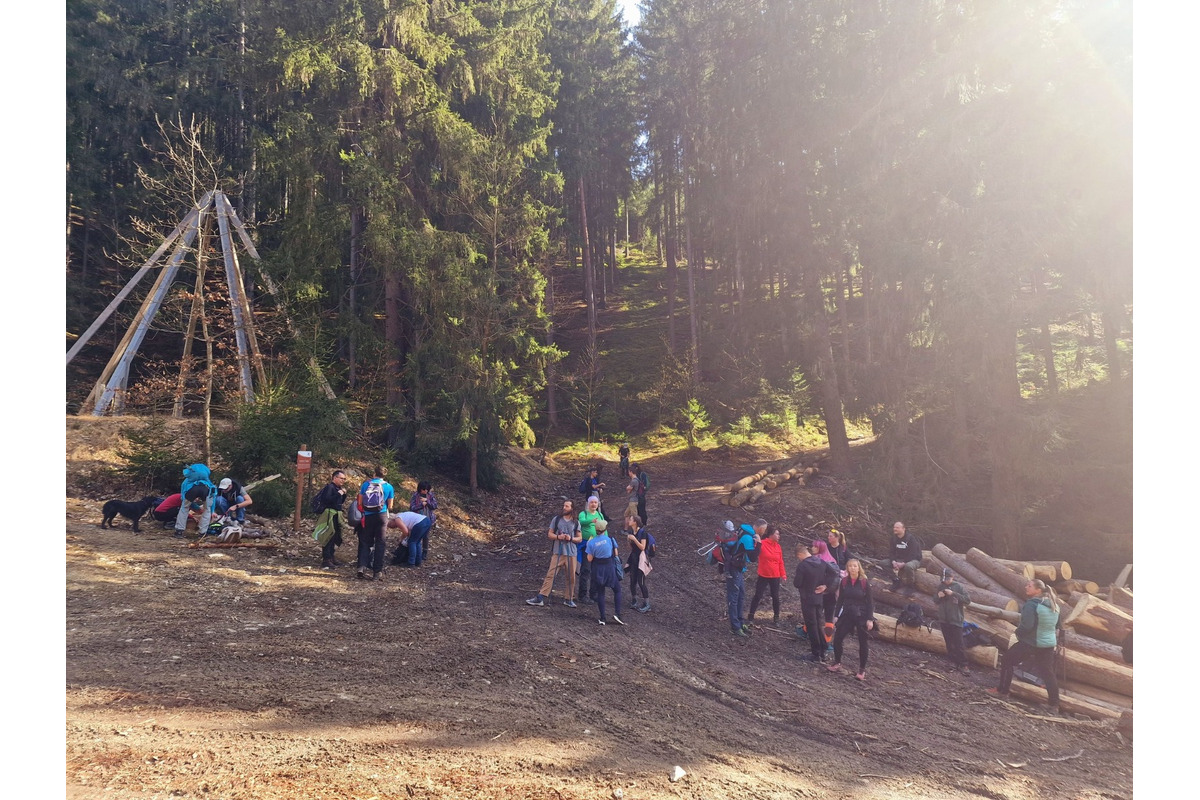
[897,603,926,629]
[362,481,385,512]
[961,621,986,648]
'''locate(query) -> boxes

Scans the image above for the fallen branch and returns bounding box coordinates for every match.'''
[1042,750,1084,762]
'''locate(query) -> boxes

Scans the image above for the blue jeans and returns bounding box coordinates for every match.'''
[406,517,433,566]
[726,571,746,632]
[214,495,246,523]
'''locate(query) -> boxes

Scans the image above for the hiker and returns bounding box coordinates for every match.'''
[887,521,923,592]
[409,480,438,558]
[580,466,606,506]
[794,542,840,662]
[388,508,434,567]
[623,466,641,521]
[625,513,652,613]
[312,469,349,568]
[585,522,625,626]
[357,466,395,580]
[725,519,762,638]
[813,538,841,644]
[576,495,604,603]
[214,477,252,524]
[748,525,786,626]
[151,493,194,526]
[526,500,583,607]
[934,568,973,674]
[827,557,876,680]
[618,442,630,477]
[174,463,215,539]
[633,462,649,523]
[825,529,852,572]
[989,579,1062,713]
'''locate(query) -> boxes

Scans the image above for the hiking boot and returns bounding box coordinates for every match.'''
[986,688,1009,699]
[637,602,651,614]
[356,566,367,579]
[772,615,780,626]
[372,571,382,581]
[1046,705,1061,716]
[526,595,546,607]
[741,624,752,635]
[732,628,750,638]
[563,600,578,608]
[808,653,825,663]
[855,671,867,681]
[612,615,626,626]
[598,619,606,626]
[826,662,843,673]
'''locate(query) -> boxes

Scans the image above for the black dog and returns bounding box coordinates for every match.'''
[101,496,161,533]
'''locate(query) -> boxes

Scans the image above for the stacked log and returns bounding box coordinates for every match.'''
[720,460,818,507]
[874,614,999,669]
[931,544,1013,596]
[1061,593,1132,646]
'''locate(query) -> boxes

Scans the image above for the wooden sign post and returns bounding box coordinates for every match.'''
[294,445,312,532]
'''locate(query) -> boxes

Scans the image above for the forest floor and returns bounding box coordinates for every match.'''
[65,418,1132,800]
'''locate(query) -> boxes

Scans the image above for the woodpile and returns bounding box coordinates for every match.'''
[719,459,821,507]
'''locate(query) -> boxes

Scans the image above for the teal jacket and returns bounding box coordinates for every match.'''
[1016,596,1059,648]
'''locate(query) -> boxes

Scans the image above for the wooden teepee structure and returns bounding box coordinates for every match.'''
[67,190,339,417]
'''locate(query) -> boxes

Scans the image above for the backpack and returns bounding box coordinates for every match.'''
[347,497,364,526]
[645,532,656,558]
[637,471,649,498]
[897,603,926,629]
[578,475,592,496]
[961,621,985,649]
[309,492,324,515]
[362,481,385,512]
[184,483,211,503]
[723,539,749,572]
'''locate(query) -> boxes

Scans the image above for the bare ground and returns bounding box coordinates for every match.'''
[66,426,1132,800]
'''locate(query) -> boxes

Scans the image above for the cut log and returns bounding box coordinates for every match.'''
[1108,585,1133,611]
[994,558,1036,579]
[967,604,1022,625]
[725,469,768,494]
[1059,679,1132,712]
[910,569,1020,612]
[920,553,952,576]
[1030,560,1071,581]
[1061,593,1133,645]
[1030,639,1131,696]
[932,544,1013,597]
[1004,682,1121,722]
[874,614,998,669]
[1112,563,1132,589]
[963,612,1018,649]
[1056,578,1100,595]
[966,547,1032,597]
[1059,630,1127,664]
[869,579,940,619]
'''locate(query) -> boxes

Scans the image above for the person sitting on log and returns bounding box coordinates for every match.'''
[214,477,253,524]
[887,521,923,593]
[988,578,1062,714]
[934,568,973,675]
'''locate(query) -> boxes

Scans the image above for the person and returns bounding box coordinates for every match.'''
[312,470,349,568]
[625,514,651,613]
[887,521,923,592]
[725,519,763,638]
[826,529,852,571]
[813,538,840,645]
[618,442,630,477]
[214,477,253,524]
[585,523,625,626]
[633,462,649,523]
[151,493,192,526]
[623,466,640,521]
[827,557,876,680]
[388,509,434,567]
[409,480,438,559]
[525,500,583,607]
[748,525,786,625]
[794,542,840,662]
[576,495,604,603]
[174,463,215,539]
[989,579,1062,713]
[935,568,973,674]
[580,466,606,505]
[357,466,395,580]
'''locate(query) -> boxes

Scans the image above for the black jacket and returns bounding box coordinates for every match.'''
[828,542,852,570]
[313,482,347,513]
[793,555,840,602]
[835,576,875,622]
[888,532,923,564]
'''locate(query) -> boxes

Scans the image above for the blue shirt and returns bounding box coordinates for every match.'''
[359,479,395,516]
[586,534,616,560]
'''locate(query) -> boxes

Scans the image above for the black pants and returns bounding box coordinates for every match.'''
[637,497,647,523]
[748,577,781,619]
[577,557,592,600]
[941,622,967,668]
[357,514,386,573]
[629,561,649,601]
[998,641,1059,706]
[823,589,838,623]
[833,613,871,671]
[320,516,343,562]
[801,598,826,659]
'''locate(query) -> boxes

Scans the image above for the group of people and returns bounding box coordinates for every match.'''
[147,463,254,538]
[310,466,439,578]
[525,492,654,626]
[726,518,1064,711]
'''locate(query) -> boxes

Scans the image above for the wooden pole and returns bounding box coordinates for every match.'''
[214,194,256,402]
[173,206,211,418]
[217,193,266,388]
[293,443,307,533]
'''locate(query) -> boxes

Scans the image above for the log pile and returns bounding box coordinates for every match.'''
[881,543,1133,722]
[719,459,821,507]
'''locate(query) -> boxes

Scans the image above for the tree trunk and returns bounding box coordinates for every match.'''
[173,219,209,419]
[1030,560,1072,581]
[546,262,558,429]
[801,251,851,474]
[993,558,1036,579]
[1004,682,1120,722]
[385,269,403,409]
[1032,264,1058,395]
[347,206,363,389]
[965,547,1031,598]
[932,544,1015,597]
[985,327,1022,557]
[579,177,596,352]
[873,614,999,669]
[684,191,699,384]
[665,184,677,355]
[1060,593,1133,645]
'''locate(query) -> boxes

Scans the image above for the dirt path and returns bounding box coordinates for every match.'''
[65,446,1131,799]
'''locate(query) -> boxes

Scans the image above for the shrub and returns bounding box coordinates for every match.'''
[116,418,190,493]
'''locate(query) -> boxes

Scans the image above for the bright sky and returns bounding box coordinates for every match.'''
[618,0,641,27]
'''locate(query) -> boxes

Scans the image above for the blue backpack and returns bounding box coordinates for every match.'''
[645,532,657,558]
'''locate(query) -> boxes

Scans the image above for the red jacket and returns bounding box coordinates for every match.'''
[756,538,787,579]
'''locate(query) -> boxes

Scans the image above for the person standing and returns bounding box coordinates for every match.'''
[623,466,640,522]
[826,529,852,571]
[813,538,840,645]
[827,558,876,680]
[409,480,438,559]
[525,500,583,607]
[748,525,786,625]
[585,524,625,626]
[634,462,649,523]
[887,521,923,592]
[794,542,840,662]
[312,469,348,568]
[357,466,395,580]
[576,495,604,602]
[935,568,973,674]
[625,514,651,613]
[388,509,434,567]
[725,519,762,638]
[989,579,1062,713]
